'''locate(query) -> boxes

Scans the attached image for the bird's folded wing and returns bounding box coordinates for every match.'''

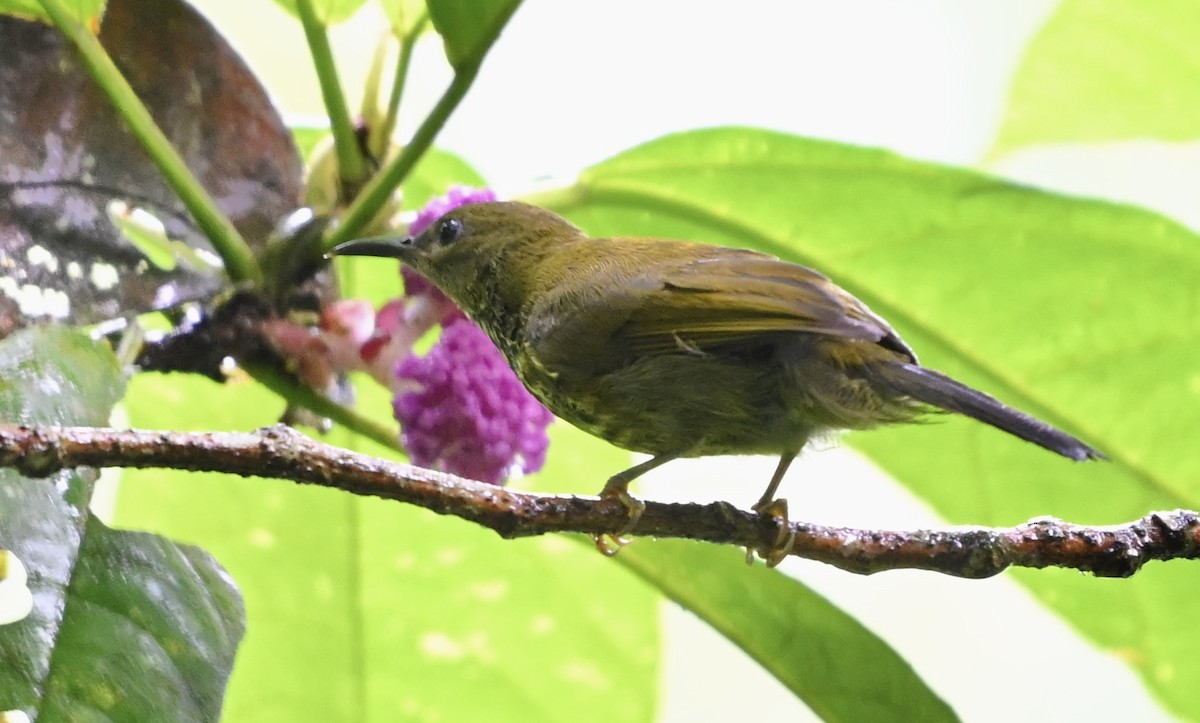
[523,244,915,381]
[618,254,902,355]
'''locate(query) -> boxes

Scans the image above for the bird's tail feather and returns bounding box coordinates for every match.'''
[873,363,1103,461]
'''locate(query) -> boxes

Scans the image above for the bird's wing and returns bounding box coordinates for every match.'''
[620,250,913,358]
[522,241,914,382]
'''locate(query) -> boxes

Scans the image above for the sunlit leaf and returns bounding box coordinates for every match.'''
[115,373,660,722]
[619,540,957,722]
[0,327,244,720]
[291,125,330,164]
[123,138,655,723]
[994,0,1200,153]
[379,0,426,37]
[426,0,521,71]
[539,126,1200,718]
[269,0,368,25]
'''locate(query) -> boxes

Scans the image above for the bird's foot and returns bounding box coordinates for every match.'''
[594,534,628,557]
[594,482,646,557]
[747,497,795,568]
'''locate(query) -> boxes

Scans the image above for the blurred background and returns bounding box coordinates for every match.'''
[192,1,1190,719]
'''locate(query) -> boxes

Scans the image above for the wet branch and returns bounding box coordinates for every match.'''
[1,423,1196,578]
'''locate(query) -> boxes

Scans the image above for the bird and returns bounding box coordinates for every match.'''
[333,201,1103,555]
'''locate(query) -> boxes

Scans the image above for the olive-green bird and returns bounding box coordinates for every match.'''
[334,201,1102,534]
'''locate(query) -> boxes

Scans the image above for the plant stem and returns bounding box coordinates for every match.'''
[359,32,388,148]
[243,362,405,454]
[378,15,428,154]
[324,61,481,250]
[295,0,368,189]
[35,0,263,286]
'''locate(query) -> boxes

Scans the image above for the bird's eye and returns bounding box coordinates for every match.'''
[437,218,463,246]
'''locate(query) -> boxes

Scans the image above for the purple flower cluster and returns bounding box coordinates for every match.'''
[394,318,553,484]
[267,185,554,485]
[409,185,496,236]
[391,186,554,484]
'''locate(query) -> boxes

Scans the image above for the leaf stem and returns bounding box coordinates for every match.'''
[34,0,263,286]
[242,362,405,454]
[294,0,368,189]
[323,60,481,250]
[378,14,429,154]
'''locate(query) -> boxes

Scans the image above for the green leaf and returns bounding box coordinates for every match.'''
[994,0,1200,153]
[619,540,956,722]
[0,326,123,428]
[0,327,243,721]
[0,0,104,22]
[269,0,367,24]
[426,0,521,71]
[36,519,245,721]
[536,126,1200,718]
[115,371,659,722]
[116,373,362,721]
[291,125,330,164]
[379,0,426,37]
[401,145,487,211]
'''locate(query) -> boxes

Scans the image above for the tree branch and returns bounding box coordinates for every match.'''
[1,424,1195,578]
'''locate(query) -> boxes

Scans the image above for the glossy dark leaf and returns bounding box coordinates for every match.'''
[0,0,302,328]
[0,326,245,720]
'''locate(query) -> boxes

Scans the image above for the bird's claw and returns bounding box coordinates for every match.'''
[595,533,631,556]
[747,497,795,567]
[594,484,646,556]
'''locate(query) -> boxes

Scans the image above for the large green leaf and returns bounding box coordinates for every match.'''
[994,0,1200,153]
[619,540,955,722]
[426,0,521,71]
[535,126,1200,718]
[116,383,659,723]
[118,254,659,721]
[0,327,244,720]
[118,372,368,722]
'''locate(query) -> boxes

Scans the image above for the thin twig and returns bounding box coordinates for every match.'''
[377,15,428,154]
[1,424,1195,578]
[323,61,482,249]
[295,0,367,189]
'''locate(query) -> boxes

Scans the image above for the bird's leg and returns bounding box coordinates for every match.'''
[753,450,797,513]
[595,452,682,556]
[748,450,799,567]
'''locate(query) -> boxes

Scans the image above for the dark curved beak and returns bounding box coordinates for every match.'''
[327,236,414,260]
